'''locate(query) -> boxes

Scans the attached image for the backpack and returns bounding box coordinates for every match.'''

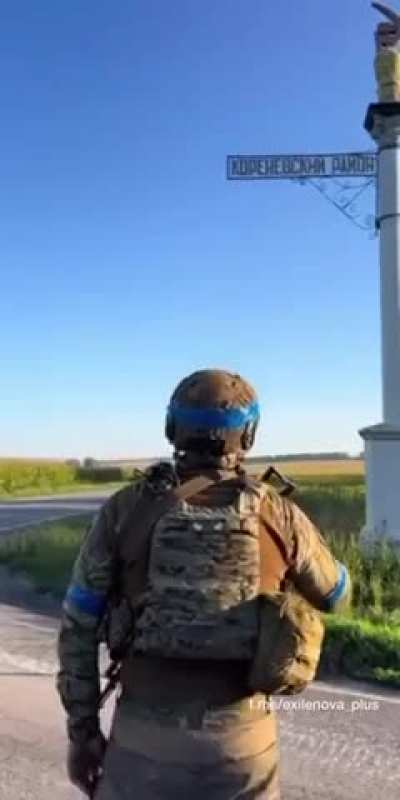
[100,468,324,705]
[130,476,267,661]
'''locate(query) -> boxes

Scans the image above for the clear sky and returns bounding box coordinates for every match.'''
[0,0,384,459]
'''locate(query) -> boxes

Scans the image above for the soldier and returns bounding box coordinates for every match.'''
[57,369,351,800]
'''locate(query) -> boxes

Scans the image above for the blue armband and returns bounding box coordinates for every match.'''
[65,584,108,617]
[323,563,349,611]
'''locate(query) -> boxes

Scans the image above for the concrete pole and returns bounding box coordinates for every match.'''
[377,126,400,425]
[358,3,400,543]
[361,107,400,543]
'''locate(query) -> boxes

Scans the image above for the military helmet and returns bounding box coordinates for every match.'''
[166,369,260,455]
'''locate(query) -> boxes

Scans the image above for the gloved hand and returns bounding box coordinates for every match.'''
[67,731,107,798]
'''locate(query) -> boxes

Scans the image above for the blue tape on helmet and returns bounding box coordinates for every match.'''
[168,400,260,430]
[65,584,107,617]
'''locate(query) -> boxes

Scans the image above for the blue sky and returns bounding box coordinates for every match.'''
[0,0,384,458]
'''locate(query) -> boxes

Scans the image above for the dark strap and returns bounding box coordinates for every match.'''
[259,521,289,594]
[120,474,221,602]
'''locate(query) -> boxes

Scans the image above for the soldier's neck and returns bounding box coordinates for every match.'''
[175,451,244,477]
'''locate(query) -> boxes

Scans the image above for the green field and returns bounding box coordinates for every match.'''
[0,459,131,497]
[0,456,364,497]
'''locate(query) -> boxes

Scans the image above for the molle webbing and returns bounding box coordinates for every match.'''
[118,473,290,678]
[119,474,220,603]
[128,480,290,662]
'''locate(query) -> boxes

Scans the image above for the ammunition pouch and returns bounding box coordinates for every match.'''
[248,591,325,695]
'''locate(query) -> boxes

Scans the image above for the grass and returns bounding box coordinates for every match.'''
[0,458,131,498]
[321,616,400,688]
[0,460,75,495]
[0,515,90,597]
[296,484,365,535]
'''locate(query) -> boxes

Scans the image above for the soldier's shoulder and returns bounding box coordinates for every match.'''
[244,476,283,504]
[240,475,286,518]
[254,480,297,527]
[105,477,146,518]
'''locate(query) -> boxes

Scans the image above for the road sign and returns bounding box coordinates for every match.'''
[226,152,377,181]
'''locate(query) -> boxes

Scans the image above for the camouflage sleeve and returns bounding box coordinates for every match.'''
[284,499,351,613]
[57,494,120,743]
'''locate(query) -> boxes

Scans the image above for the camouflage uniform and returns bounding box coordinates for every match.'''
[57,465,350,800]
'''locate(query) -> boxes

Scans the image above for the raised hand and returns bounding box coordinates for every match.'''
[372,3,400,25]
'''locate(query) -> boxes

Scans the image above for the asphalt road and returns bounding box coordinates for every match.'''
[0,603,399,800]
[0,494,109,535]
[0,495,399,798]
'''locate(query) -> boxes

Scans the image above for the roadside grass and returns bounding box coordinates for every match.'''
[297,484,365,536]
[321,616,400,688]
[0,515,90,597]
[1,471,400,688]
